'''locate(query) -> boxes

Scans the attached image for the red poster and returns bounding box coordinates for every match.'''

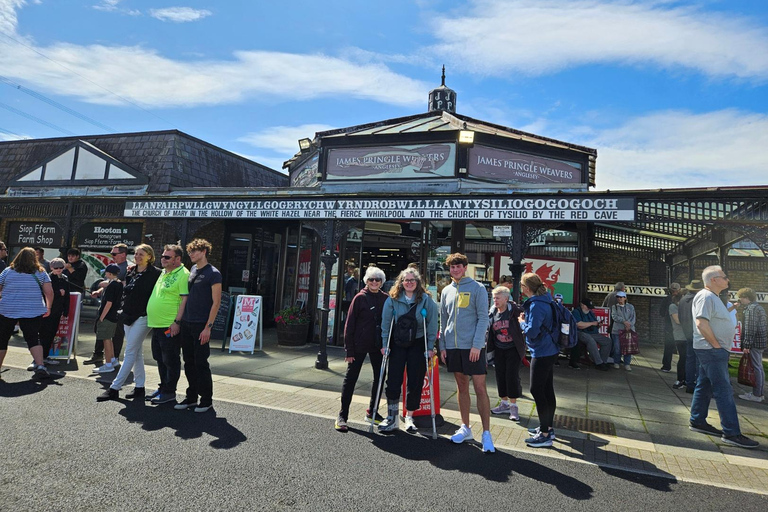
[49,293,82,362]
[297,249,312,306]
[594,307,610,336]
[240,296,256,314]
[402,355,441,417]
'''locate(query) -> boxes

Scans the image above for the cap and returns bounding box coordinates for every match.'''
[580,297,594,309]
[554,293,563,299]
[104,263,121,276]
[616,291,627,297]
[685,280,704,292]
[670,282,681,291]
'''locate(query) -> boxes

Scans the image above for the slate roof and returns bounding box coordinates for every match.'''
[0,130,287,193]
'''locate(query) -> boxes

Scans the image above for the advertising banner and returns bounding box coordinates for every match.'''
[77,223,143,249]
[229,295,262,353]
[290,153,319,187]
[296,249,312,306]
[594,307,610,336]
[326,143,456,180]
[469,145,584,185]
[8,221,62,248]
[498,255,576,305]
[47,292,82,363]
[402,354,441,418]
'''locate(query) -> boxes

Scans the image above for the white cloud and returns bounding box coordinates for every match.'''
[238,124,335,154]
[149,7,211,23]
[92,0,120,12]
[431,0,768,80]
[0,0,24,35]
[566,109,768,190]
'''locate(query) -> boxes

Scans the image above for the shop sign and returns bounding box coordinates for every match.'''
[8,221,61,247]
[291,153,319,187]
[125,196,635,222]
[229,295,263,353]
[493,225,512,237]
[588,283,768,303]
[77,223,142,249]
[468,145,583,185]
[326,143,456,180]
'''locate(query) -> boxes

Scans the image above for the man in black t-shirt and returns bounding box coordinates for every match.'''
[63,248,87,294]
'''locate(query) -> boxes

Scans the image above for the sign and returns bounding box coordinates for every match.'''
[731,321,742,354]
[211,291,232,343]
[493,225,512,237]
[469,145,584,185]
[402,354,441,418]
[8,221,61,247]
[241,270,250,282]
[588,283,768,303]
[498,255,576,304]
[296,249,312,305]
[229,295,262,353]
[77,223,143,249]
[124,196,636,222]
[326,143,456,180]
[48,292,82,363]
[594,307,610,336]
[290,153,319,187]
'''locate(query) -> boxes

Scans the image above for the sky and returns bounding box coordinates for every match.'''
[1,0,767,191]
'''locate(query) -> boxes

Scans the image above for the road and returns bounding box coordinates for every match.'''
[1,367,764,511]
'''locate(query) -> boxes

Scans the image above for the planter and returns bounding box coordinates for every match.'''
[276,323,309,347]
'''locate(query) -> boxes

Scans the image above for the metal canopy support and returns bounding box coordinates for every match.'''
[503,223,552,301]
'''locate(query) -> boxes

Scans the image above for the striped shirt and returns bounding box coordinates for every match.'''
[0,268,51,318]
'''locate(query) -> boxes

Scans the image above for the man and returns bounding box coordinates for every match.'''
[660,282,683,372]
[678,280,702,391]
[0,241,7,273]
[34,247,50,273]
[85,244,129,366]
[63,248,87,295]
[601,282,625,309]
[439,253,495,453]
[571,298,612,371]
[146,244,189,404]
[689,265,758,449]
[178,239,221,413]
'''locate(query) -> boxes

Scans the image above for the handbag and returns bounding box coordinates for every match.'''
[738,353,756,387]
[619,329,639,355]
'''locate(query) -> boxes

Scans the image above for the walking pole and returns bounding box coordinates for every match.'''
[421,308,437,440]
[370,317,394,433]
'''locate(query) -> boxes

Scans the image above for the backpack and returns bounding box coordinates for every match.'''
[391,302,419,348]
[545,300,579,350]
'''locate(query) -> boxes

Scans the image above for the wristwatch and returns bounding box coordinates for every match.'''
[174,319,181,325]
[206,322,214,329]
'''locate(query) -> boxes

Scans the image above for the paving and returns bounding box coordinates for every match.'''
[2,321,768,495]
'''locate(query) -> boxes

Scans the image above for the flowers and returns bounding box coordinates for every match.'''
[274,306,310,326]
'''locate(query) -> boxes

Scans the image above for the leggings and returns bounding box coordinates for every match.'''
[338,348,383,420]
[385,339,427,412]
[494,347,523,399]
[0,314,42,350]
[530,354,557,431]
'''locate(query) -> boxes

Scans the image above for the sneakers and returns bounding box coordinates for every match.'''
[32,365,49,379]
[568,363,581,370]
[95,363,115,373]
[150,393,177,404]
[27,361,36,371]
[660,367,671,373]
[528,426,556,440]
[491,400,511,415]
[44,358,59,366]
[481,430,495,453]
[624,365,632,371]
[613,363,620,369]
[96,388,119,402]
[334,416,348,432]
[721,434,759,449]
[525,431,554,448]
[689,422,723,436]
[194,403,212,413]
[403,415,418,433]
[672,380,685,389]
[365,409,384,425]
[378,403,399,432]
[84,356,103,365]
[145,388,162,402]
[174,397,198,410]
[509,403,520,421]
[111,358,120,369]
[450,424,473,444]
[126,387,145,400]
[738,392,765,403]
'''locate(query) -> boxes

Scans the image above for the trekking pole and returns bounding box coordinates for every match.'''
[421,308,437,440]
[370,317,394,433]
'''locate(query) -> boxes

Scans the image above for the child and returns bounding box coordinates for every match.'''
[95,264,124,373]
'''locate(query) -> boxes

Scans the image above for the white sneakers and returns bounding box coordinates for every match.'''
[738,392,765,403]
[624,365,632,372]
[95,363,115,373]
[450,424,472,444]
[403,416,418,433]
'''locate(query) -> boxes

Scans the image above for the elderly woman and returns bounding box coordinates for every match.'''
[378,268,438,433]
[518,272,559,448]
[488,286,526,421]
[335,266,388,432]
[0,247,54,380]
[38,257,70,366]
[737,288,767,403]
[610,291,636,370]
[98,244,160,401]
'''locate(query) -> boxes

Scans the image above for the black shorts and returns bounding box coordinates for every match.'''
[445,348,487,375]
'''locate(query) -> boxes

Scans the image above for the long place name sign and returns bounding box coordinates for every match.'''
[124,196,635,221]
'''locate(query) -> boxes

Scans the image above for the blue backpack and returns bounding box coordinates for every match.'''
[545,300,579,350]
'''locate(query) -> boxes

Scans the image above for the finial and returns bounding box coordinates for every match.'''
[441,65,446,86]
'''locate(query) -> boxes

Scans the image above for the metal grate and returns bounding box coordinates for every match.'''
[552,414,616,436]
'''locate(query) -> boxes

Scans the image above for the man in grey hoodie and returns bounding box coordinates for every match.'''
[439,253,494,453]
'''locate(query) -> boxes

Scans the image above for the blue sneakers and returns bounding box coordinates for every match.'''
[525,431,553,448]
[528,426,556,440]
[481,430,495,453]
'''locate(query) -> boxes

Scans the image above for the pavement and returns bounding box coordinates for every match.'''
[2,320,768,495]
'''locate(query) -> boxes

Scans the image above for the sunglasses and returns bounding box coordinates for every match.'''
[367,277,382,282]
[51,266,65,270]
[110,252,122,256]
[161,255,173,260]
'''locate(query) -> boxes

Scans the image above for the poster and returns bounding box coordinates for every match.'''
[497,255,576,305]
[402,355,441,418]
[48,292,82,363]
[229,295,262,353]
[593,307,610,336]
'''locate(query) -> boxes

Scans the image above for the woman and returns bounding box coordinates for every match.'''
[98,244,160,401]
[610,291,636,370]
[378,268,438,433]
[39,258,70,365]
[335,266,388,432]
[518,272,558,448]
[488,286,526,421]
[737,288,767,403]
[0,247,54,380]
[668,294,687,389]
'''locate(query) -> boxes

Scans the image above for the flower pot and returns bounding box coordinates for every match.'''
[276,323,309,347]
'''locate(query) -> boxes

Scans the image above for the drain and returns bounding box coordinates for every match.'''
[553,415,616,435]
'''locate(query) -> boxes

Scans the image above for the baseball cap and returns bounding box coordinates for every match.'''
[616,291,627,297]
[104,263,121,276]
[670,283,681,291]
[554,293,563,300]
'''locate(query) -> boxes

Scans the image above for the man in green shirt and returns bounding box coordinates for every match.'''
[147,244,189,404]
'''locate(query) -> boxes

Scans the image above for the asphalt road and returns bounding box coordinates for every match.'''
[1,367,764,512]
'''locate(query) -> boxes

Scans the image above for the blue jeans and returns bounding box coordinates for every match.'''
[690,348,741,437]
[610,333,632,365]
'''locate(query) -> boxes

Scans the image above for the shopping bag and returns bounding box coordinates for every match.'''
[619,329,639,355]
[738,353,756,387]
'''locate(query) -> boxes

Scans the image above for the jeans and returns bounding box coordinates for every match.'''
[577,331,611,366]
[662,337,676,370]
[494,347,522,398]
[685,337,700,391]
[690,348,741,437]
[180,321,213,405]
[339,349,383,421]
[530,354,557,431]
[748,348,765,397]
[385,340,427,412]
[674,340,687,382]
[610,333,632,365]
[151,328,182,394]
[110,316,151,390]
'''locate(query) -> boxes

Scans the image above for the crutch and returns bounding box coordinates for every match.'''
[369,317,394,433]
[422,308,437,439]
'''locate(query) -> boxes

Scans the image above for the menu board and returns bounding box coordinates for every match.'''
[229,295,262,353]
[212,291,232,345]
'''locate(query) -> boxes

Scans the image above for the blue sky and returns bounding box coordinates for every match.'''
[1,0,767,190]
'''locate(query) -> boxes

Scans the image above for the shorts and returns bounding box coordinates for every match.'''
[96,319,118,340]
[445,348,487,375]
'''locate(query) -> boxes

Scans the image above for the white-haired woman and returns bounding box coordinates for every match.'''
[335,266,389,432]
[488,286,526,421]
[378,268,438,433]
